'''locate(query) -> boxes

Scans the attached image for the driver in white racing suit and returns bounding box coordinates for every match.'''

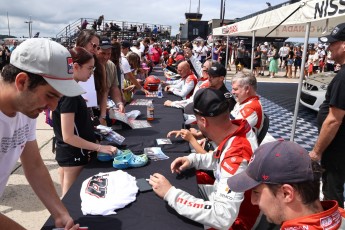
[149,88,259,229]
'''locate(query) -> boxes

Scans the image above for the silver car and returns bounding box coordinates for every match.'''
[300,72,335,111]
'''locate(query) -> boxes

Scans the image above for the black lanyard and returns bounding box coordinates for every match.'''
[213,133,233,160]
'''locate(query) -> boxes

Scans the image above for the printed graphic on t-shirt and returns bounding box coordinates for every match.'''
[85,174,109,198]
[0,124,29,154]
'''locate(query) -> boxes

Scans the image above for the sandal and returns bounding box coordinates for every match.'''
[113,150,148,169]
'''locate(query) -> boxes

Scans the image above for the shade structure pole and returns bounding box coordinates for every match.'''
[290,22,311,141]
[225,35,229,68]
[250,30,256,72]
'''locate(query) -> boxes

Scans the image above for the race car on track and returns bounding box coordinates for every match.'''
[300,72,335,111]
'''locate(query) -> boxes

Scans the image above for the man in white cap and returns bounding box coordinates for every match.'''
[0,38,83,229]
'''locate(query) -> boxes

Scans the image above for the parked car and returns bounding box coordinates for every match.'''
[300,72,335,111]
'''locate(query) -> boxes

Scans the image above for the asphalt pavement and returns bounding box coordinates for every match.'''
[0,65,307,229]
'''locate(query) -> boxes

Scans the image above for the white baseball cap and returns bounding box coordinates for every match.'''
[10,38,85,97]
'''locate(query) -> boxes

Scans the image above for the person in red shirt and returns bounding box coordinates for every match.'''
[231,72,263,136]
[150,43,162,65]
[228,140,345,229]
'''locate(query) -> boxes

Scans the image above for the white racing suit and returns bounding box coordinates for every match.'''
[164,119,258,229]
[168,73,198,99]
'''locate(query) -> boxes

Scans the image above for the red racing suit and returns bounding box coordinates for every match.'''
[163,119,258,229]
[281,200,345,230]
[168,73,197,99]
[231,96,263,136]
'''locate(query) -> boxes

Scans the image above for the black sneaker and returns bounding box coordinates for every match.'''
[261,73,264,76]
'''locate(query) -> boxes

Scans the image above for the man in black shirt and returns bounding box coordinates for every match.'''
[310,23,345,208]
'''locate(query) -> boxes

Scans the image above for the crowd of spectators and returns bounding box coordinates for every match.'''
[0,40,17,70]
[228,39,336,79]
[254,41,333,78]
[2,21,345,229]
[77,16,171,40]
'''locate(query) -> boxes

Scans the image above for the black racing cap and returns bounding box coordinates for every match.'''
[208,62,227,77]
[319,23,345,43]
[193,88,230,117]
[99,37,112,49]
[121,40,132,48]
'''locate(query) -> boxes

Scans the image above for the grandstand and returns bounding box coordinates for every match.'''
[55,18,172,46]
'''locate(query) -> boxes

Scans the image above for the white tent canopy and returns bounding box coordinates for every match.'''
[213,0,345,38]
[212,0,345,141]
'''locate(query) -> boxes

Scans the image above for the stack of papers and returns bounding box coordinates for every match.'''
[108,109,151,129]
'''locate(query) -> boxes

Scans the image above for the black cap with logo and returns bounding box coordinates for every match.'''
[319,23,345,43]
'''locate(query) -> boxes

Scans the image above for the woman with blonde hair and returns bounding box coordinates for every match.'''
[123,52,143,103]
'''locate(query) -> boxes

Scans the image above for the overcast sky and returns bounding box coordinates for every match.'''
[0,0,286,38]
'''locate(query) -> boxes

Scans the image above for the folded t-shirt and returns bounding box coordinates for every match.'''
[80,170,138,215]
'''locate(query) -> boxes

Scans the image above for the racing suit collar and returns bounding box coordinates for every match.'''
[213,119,251,159]
[240,95,259,105]
[281,200,343,230]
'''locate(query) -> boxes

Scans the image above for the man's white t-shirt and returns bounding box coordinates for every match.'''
[200,46,208,57]
[260,46,268,60]
[139,42,146,56]
[313,52,320,66]
[170,46,179,56]
[193,46,202,61]
[0,111,36,197]
[279,46,289,57]
[120,54,132,90]
[130,47,142,61]
[148,44,153,55]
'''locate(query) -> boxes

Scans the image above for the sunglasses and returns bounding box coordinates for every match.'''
[90,42,100,50]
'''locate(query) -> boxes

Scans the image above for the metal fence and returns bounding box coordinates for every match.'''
[55,18,172,46]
